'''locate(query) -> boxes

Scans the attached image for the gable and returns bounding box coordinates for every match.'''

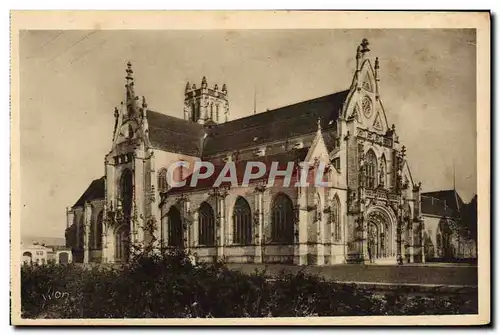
[402,160,414,189]
[305,130,329,163]
[343,59,389,134]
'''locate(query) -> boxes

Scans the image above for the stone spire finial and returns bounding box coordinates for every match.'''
[214,83,219,91]
[141,96,148,119]
[125,61,134,85]
[317,117,322,133]
[192,83,197,90]
[222,83,227,94]
[185,81,191,93]
[201,76,208,89]
[360,38,370,54]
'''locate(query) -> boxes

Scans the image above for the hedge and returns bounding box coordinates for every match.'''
[21,250,478,319]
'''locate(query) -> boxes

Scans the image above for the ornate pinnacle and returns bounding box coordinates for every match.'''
[125,61,134,82]
[185,81,191,93]
[356,45,362,59]
[142,96,148,108]
[192,83,197,90]
[201,76,208,89]
[317,117,322,132]
[360,38,370,53]
[222,83,227,94]
[214,83,219,91]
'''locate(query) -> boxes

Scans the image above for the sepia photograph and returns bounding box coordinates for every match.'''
[10,11,490,326]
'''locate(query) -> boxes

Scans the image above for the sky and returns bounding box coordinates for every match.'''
[19,29,477,239]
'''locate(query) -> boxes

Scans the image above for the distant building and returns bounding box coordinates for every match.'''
[421,190,477,261]
[65,38,476,265]
[21,241,72,265]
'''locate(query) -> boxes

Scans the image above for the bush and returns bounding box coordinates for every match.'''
[20,251,478,319]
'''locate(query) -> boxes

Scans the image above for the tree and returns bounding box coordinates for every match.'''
[458,195,478,244]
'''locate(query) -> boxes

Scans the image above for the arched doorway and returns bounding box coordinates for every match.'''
[58,252,69,264]
[366,208,395,263]
[167,206,183,248]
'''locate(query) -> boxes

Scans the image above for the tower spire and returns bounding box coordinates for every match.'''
[253,85,257,114]
[453,159,456,190]
[125,61,135,102]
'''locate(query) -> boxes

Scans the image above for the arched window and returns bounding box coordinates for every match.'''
[233,197,252,245]
[96,211,103,249]
[158,168,168,193]
[365,150,377,189]
[271,193,294,244]
[77,216,84,250]
[199,202,215,246]
[216,104,220,122]
[90,211,103,250]
[167,206,183,247]
[332,196,341,241]
[210,103,214,120]
[192,102,197,122]
[120,169,133,220]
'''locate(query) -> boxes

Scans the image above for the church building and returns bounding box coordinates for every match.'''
[65,39,473,265]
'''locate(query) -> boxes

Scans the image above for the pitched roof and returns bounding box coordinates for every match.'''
[421,189,464,215]
[421,195,455,217]
[202,90,349,156]
[147,110,205,156]
[73,176,105,207]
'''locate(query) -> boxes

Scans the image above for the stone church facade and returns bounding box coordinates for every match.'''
[65,39,473,265]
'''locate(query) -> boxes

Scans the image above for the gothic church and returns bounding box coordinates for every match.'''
[65,39,471,265]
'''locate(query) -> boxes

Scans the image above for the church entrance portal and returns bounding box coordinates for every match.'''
[366,209,395,264]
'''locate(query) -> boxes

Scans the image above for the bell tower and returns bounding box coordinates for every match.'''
[184,76,229,124]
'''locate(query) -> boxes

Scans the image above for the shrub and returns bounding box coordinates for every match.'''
[20,251,478,319]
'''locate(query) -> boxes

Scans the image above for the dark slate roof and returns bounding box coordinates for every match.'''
[147,110,205,156]
[421,194,456,218]
[73,177,105,207]
[422,189,464,215]
[145,90,348,157]
[201,90,349,157]
[166,147,310,195]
